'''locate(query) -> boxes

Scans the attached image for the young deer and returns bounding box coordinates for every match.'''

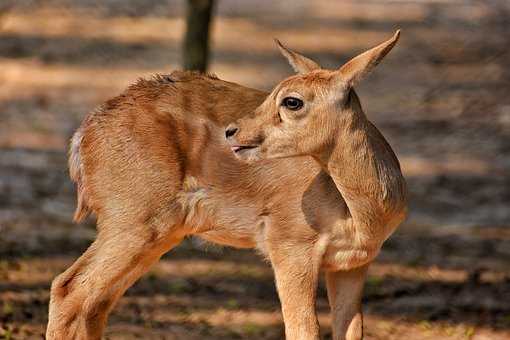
[47,31,406,340]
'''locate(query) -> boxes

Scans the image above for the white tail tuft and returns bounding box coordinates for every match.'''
[68,128,90,222]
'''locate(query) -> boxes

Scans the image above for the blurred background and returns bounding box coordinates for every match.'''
[1,0,510,339]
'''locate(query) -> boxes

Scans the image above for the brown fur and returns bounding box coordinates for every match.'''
[48,33,406,340]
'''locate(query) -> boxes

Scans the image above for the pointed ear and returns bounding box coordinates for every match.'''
[275,39,321,74]
[338,30,400,87]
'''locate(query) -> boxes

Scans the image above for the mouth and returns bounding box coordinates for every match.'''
[230,145,259,153]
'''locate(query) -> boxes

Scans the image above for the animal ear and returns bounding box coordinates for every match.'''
[338,30,400,87]
[275,39,321,74]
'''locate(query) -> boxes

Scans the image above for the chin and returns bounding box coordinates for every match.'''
[233,146,264,162]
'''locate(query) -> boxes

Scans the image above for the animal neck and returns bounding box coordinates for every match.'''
[314,90,407,239]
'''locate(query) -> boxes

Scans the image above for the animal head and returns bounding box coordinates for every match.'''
[226,31,400,162]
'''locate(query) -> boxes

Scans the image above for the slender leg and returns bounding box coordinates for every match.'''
[326,264,368,340]
[267,238,322,340]
[46,220,183,340]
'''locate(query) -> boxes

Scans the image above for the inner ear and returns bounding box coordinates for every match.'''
[275,39,321,74]
[338,30,400,86]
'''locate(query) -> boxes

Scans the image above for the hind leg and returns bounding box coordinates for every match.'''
[46,218,185,340]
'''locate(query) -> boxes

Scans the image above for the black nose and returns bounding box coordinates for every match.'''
[225,125,238,139]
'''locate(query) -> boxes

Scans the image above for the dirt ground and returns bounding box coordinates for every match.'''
[1,0,510,339]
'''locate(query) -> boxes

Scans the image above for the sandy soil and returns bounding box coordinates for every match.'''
[1,0,509,339]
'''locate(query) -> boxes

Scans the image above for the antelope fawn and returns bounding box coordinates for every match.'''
[47,31,406,340]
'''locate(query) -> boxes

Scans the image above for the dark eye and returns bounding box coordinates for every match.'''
[281,97,303,111]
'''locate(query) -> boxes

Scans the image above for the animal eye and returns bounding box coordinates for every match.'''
[281,97,303,111]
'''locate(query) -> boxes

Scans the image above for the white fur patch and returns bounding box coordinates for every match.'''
[69,129,83,181]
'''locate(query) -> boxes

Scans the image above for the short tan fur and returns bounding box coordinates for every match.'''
[47,31,406,340]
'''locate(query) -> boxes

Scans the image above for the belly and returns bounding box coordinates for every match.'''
[176,175,266,249]
[197,229,258,248]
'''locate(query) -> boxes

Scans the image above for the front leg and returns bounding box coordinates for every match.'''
[267,234,325,340]
[326,264,368,340]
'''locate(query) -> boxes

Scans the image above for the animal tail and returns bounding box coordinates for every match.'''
[68,128,90,222]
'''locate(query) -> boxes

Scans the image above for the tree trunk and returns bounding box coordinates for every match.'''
[183,0,215,72]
